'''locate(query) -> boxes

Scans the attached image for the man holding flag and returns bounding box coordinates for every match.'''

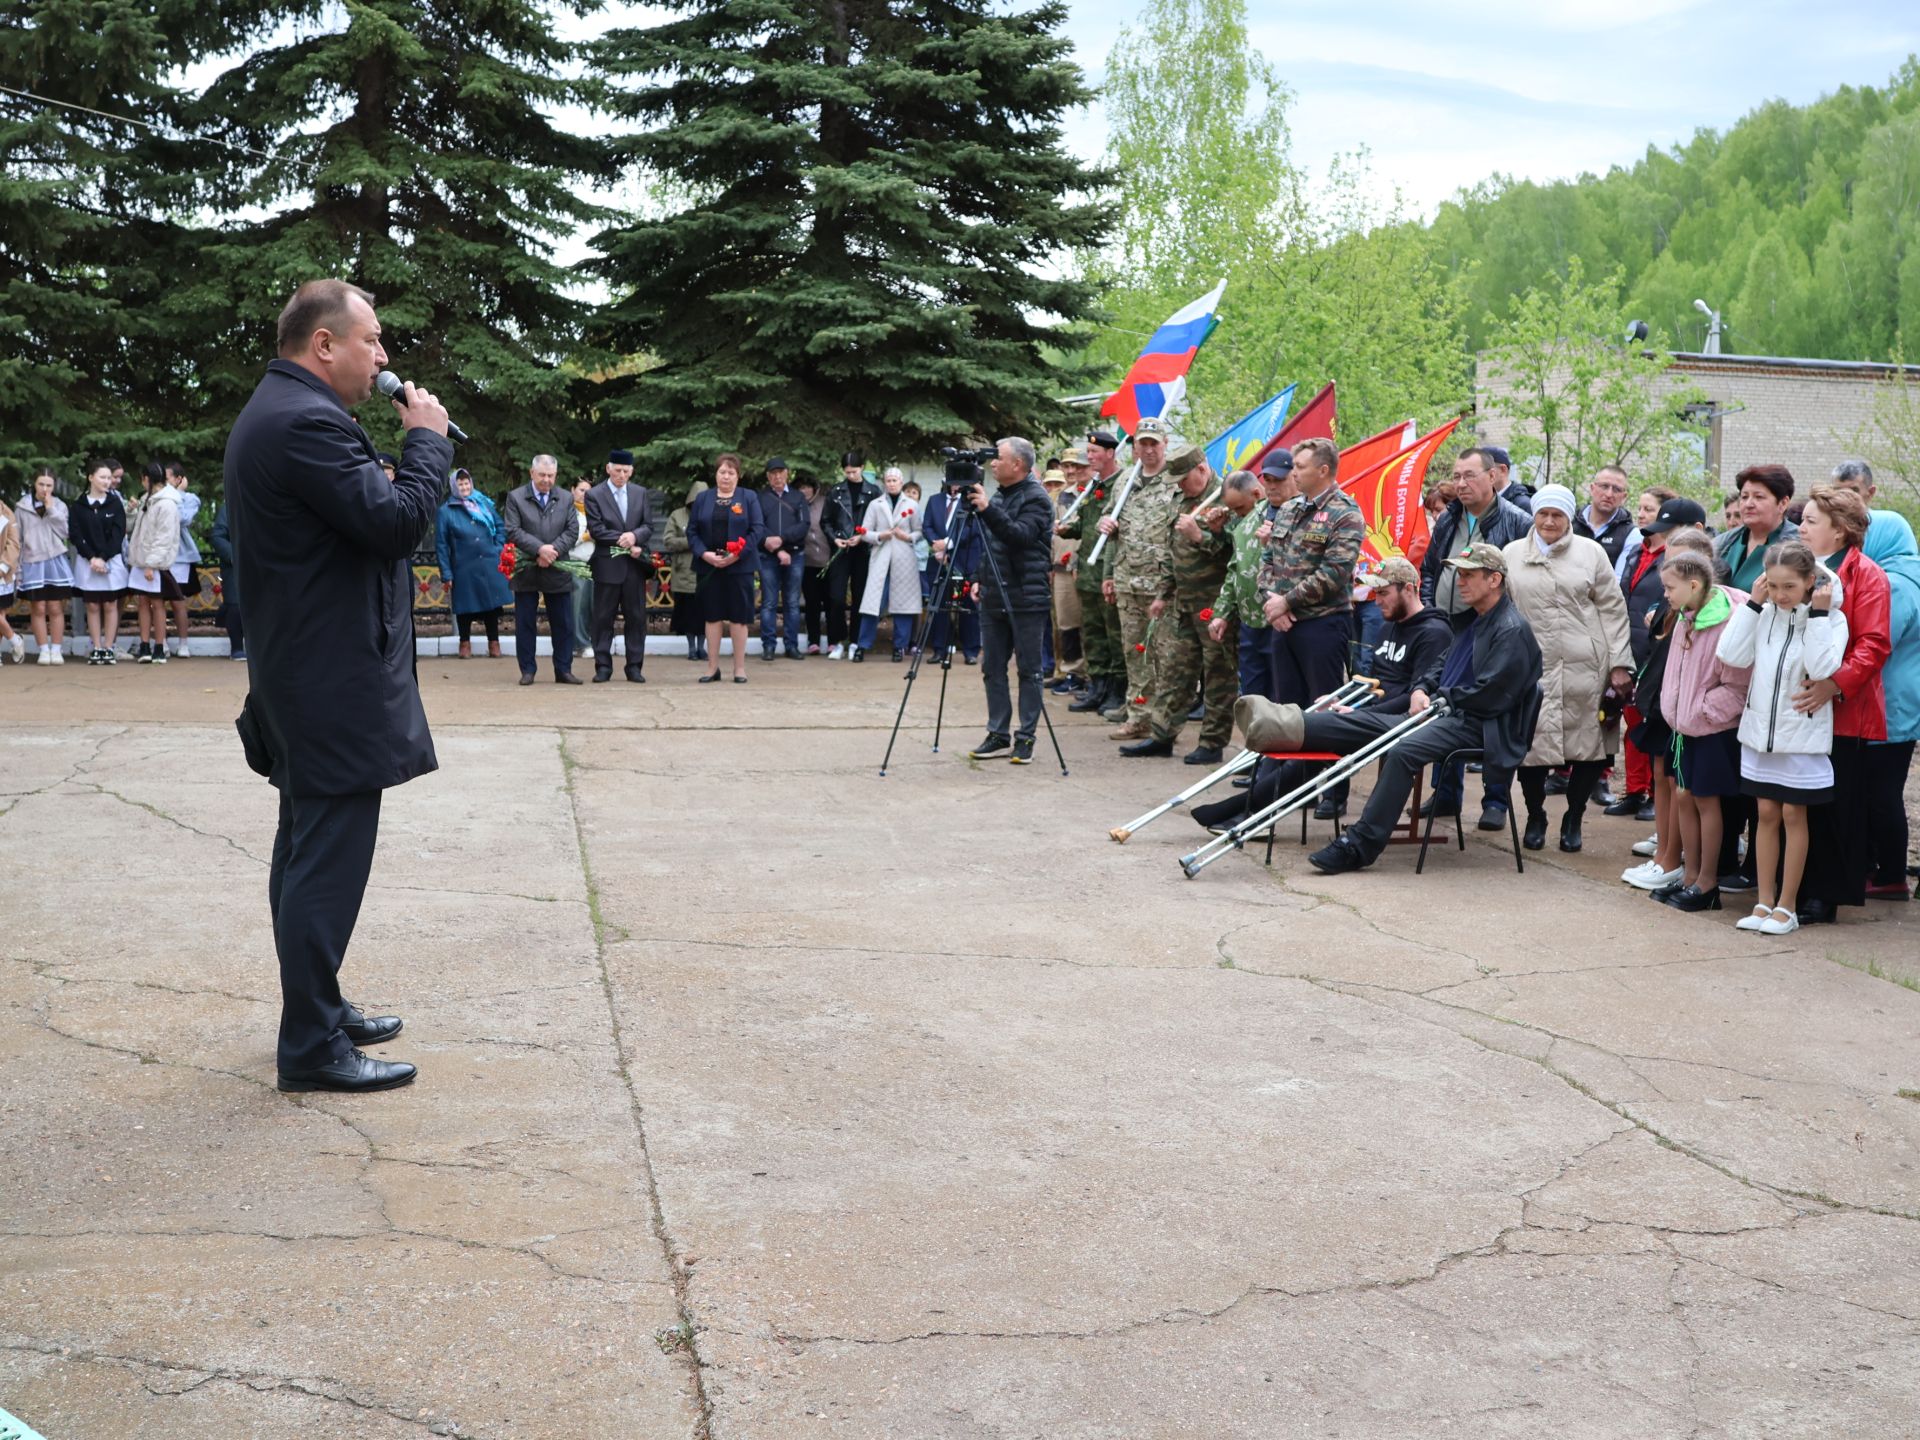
[1056,433,1125,715]
[1099,416,1177,734]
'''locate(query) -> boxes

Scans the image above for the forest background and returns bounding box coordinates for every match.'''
[5,0,1919,510]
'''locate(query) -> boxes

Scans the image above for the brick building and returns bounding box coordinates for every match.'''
[1475,350,1919,494]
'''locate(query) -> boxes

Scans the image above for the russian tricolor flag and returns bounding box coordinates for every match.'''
[1099,279,1226,435]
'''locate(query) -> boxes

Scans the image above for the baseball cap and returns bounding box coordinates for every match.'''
[1259,449,1295,477]
[1167,443,1206,477]
[1445,542,1508,574]
[1133,416,1173,443]
[1483,445,1512,469]
[764,455,788,472]
[1365,556,1421,588]
[1643,497,1708,535]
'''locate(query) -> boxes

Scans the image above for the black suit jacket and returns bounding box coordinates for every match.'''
[584,480,656,584]
[224,359,448,796]
[501,483,581,593]
[1413,592,1544,768]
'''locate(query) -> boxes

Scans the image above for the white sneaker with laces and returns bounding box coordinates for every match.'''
[1624,864,1685,891]
[49,646,64,665]
[826,645,844,660]
[1621,859,1662,883]
[1631,834,1659,857]
[7,634,22,663]
[37,647,53,665]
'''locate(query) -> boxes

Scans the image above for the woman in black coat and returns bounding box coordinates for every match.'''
[686,452,766,683]
[70,460,129,663]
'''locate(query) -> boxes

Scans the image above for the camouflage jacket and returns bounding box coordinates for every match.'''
[1053,479,1117,588]
[1214,505,1269,626]
[1109,468,1179,596]
[1257,485,1364,619]
[1170,490,1233,604]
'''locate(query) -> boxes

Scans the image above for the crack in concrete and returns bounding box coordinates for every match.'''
[68,779,271,866]
[0,1338,494,1437]
[559,731,715,1439]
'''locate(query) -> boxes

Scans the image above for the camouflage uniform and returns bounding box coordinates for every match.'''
[1214,506,1269,627]
[1146,488,1237,747]
[1055,480,1122,684]
[1109,467,1178,721]
[1257,486,1366,618]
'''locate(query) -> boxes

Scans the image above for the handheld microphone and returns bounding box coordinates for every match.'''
[375,370,469,444]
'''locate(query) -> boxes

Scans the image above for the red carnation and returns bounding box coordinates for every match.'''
[1060,553,1072,564]
[1198,607,1214,621]
[651,552,665,564]
[1134,642,1145,652]
[1134,695,1147,704]
[1093,489,1104,499]
[854,525,867,535]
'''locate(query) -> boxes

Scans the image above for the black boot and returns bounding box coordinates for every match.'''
[1559,811,1584,853]
[1068,678,1109,713]
[1523,811,1548,851]
[686,636,699,660]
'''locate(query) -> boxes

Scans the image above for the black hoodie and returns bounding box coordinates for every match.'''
[1370,605,1454,712]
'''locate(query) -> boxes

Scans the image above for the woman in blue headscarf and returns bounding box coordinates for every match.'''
[1863,511,1920,898]
[436,468,513,657]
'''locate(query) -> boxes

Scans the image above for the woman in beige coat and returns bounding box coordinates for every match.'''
[1501,483,1633,853]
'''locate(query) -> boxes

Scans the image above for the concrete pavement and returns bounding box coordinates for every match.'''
[2,651,1916,1437]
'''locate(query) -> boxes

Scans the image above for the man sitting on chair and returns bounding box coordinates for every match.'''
[1234,542,1542,874]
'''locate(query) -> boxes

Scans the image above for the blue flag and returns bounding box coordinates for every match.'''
[1205,384,1296,477]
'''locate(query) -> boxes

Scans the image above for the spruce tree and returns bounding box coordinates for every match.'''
[0,1,199,487]
[169,0,610,487]
[587,0,1109,474]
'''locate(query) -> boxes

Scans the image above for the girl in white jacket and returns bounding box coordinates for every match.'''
[125,464,183,663]
[1716,541,1848,936]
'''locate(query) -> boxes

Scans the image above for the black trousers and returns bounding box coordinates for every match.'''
[1267,611,1354,804]
[270,788,382,1072]
[515,588,574,678]
[1865,740,1916,884]
[455,608,501,644]
[592,570,647,676]
[1518,760,1608,819]
[1304,709,1483,860]
[982,607,1047,741]
[801,564,830,648]
[1804,735,1871,907]
[825,548,869,646]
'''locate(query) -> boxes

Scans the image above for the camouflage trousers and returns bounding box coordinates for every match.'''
[1115,590,1156,721]
[1146,601,1238,747]
[1076,584,1123,679]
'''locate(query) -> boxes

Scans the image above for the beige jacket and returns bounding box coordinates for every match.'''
[0,498,19,584]
[1502,530,1632,766]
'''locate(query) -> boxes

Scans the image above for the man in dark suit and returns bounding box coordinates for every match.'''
[584,449,654,682]
[224,278,451,1094]
[820,450,881,658]
[502,453,582,686]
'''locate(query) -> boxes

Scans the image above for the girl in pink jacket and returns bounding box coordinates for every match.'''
[1656,549,1752,913]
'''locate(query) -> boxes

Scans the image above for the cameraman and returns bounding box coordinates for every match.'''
[965,438,1054,765]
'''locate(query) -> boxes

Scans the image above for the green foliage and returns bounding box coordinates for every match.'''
[1844,340,1920,507]
[585,0,1110,480]
[1480,258,1711,495]
[1428,61,1920,362]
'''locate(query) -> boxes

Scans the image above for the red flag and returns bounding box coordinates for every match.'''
[1247,382,1335,471]
[1342,418,1461,574]
[1337,420,1417,482]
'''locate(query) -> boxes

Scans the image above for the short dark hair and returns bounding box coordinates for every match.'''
[165,459,186,479]
[1733,463,1794,503]
[714,452,743,476]
[277,279,375,357]
[1457,446,1497,472]
[1292,436,1339,477]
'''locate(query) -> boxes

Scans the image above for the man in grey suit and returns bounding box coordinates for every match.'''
[501,453,582,687]
[585,448,655,682]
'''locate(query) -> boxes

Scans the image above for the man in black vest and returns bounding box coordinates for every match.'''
[225,278,449,1094]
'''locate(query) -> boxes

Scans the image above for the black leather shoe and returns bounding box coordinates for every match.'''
[555,672,583,685]
[626,669,645,683]
[1797,897,1837,925]
[1183,746,1224,766]
[1313,795,1347,820]
[1558,814,1583,853]
[518,673,536,686]
[1636,800,1657,822]
[1308,837,1371,874]
[1523,812,1548,850]
[1592,783,1616,809]
[593,669,612,683]
[1603,791,1648,818]
[1650,878,1688,901]
[1068,685,1107,713]
[1477,802,1509,833]
[1718,870,1756,893]
[1419,795,1461,820]
[1120,737,1176,758]
[278,1048,416,1093]
[340,1005,403,1046]
[1665,884,1722,913]
[1231,774,1253,789]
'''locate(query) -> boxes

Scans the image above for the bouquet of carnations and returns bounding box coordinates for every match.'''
[502,539,590,581]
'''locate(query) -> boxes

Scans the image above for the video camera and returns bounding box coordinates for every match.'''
[940,444,994,491]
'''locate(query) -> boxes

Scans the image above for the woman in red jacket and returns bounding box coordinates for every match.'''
[1793,485,1891,923]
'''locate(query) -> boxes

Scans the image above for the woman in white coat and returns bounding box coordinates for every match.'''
[1501,483,1634,852]
[854,467,924,662]
[125,462,183,664]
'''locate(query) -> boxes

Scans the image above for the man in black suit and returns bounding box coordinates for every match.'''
[224,278,450,1094]
[501,453,582,686]
[584,449,654,682]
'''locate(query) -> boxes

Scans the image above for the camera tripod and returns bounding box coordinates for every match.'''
[878,491,1068,778]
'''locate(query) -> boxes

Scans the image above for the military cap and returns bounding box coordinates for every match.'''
[1132,416,1173,443]
[1365,556,1421,588]
[1059,446,1090,467]
[1167,443,1207,477]
[1445,541,1508,574]
[1087,429,1120,449]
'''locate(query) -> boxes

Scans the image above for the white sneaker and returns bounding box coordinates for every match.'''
[1624,864,1685,891]
[7,634,22,664]
[172,645,190,659]
[1734,905,1773,931]
[37,647,53,665]
[1757,908,1801,936]
[826,645,844,660]
[49,646,64,664]
[1631,834,1659,857]
[1621,859,1662,882]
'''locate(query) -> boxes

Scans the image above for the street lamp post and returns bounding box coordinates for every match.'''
[1693,298,1723,356]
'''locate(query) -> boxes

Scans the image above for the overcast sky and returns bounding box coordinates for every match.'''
[562,1,1918,217]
